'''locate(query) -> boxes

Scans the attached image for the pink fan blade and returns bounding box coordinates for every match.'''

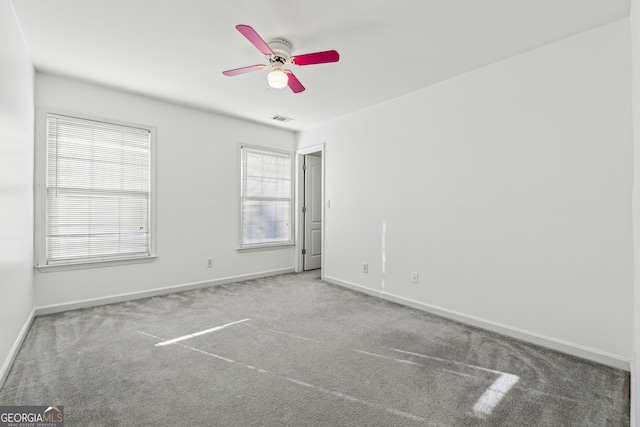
[222,64,266,76]
[291,50,339,66]
[285,71,305,93]
[236,25,273,56]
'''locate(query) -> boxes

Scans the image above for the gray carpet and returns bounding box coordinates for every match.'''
[0,271,630,426]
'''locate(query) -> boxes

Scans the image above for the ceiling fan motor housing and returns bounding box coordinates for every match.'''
[267,39,292,65]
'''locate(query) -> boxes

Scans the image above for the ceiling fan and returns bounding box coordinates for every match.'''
[222,25,340,93]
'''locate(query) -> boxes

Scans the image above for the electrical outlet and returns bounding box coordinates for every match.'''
[362,262,368,273]
[411,272,419,284]
[206,257,213,268]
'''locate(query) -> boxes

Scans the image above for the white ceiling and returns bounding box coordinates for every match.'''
[11,0,630,131]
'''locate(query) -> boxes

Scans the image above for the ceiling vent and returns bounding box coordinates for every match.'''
[270,115,293,123]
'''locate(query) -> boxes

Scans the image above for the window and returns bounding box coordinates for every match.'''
[37,112,154,269]
[240,145,293,248]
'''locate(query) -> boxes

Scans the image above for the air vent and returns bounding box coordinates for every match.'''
[270,115,293,123]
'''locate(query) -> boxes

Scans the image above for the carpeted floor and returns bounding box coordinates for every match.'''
[0,271,630,426]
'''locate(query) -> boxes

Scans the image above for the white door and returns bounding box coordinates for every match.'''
[303,154,322,270]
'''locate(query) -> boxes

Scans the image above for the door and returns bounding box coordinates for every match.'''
[303,154,322,270]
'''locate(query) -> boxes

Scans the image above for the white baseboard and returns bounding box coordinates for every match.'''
[324,275,631,371]
[36,268,295,316]
[0,308,36,390]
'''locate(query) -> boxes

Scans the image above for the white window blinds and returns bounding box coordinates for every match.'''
[240,146,292,247]
[45,114,151,264]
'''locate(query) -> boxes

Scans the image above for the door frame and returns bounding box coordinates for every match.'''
[295,143,325,276]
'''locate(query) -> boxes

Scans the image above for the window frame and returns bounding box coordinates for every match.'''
[238,143,295,250]
[35,107,157,272]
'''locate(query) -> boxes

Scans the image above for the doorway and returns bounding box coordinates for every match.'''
[297,144,324,273]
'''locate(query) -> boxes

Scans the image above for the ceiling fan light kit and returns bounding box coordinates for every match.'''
[267,68,288,89]
[222,24,340,94]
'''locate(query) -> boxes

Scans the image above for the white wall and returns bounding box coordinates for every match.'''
[0,3,35,382]
[631,0,640,423]
[299,19,633,364]
[35,74,296,307]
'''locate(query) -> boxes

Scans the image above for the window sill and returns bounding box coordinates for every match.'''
[237,243,295,253]
[36,255,158,273]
